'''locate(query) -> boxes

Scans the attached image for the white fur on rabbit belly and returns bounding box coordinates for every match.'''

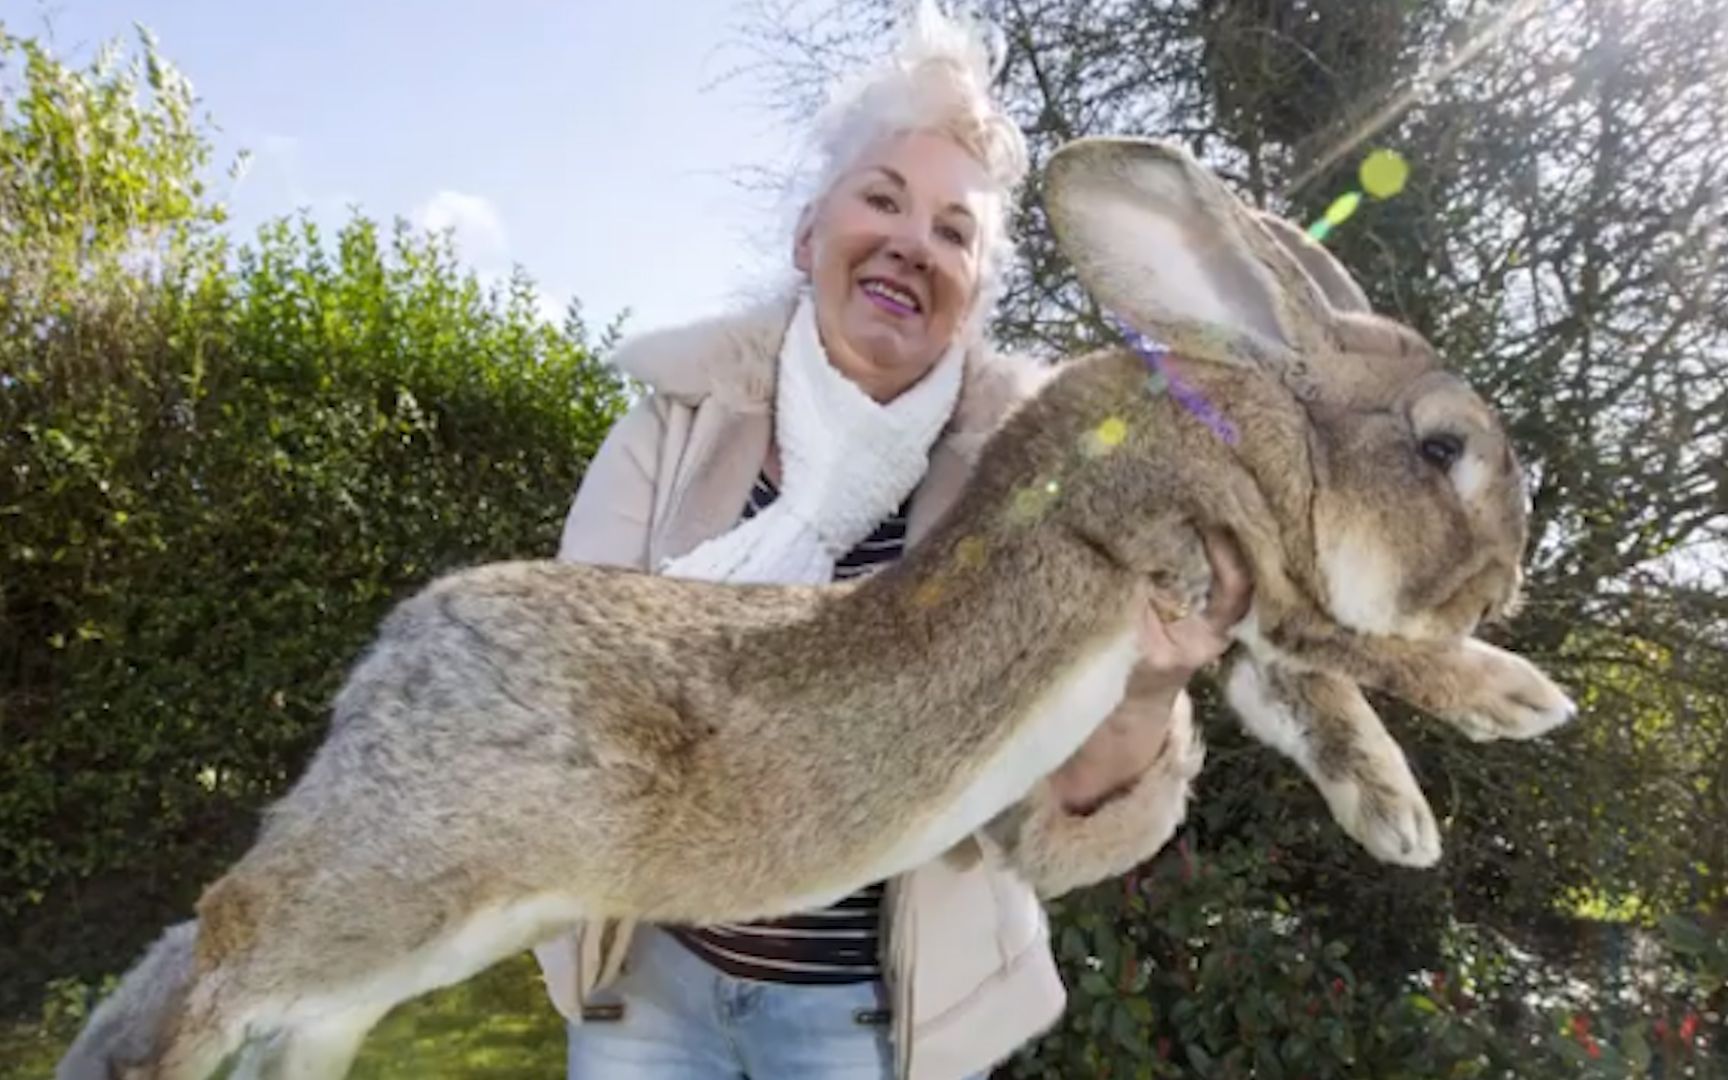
[860,622,1143,886]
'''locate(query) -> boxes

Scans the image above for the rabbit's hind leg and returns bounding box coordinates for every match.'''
[227,1005,389,1080]
[189,836,587,1078]
[1227,657,1441,867]
[146,961,268,1080]
[224,891,588,1080]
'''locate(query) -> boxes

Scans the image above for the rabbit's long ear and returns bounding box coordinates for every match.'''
[1255,212,1371,314]
[1255,209,1440,407]
[1044,138,1336,397]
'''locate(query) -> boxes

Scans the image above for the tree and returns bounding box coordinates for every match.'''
[736,0,1727,1071]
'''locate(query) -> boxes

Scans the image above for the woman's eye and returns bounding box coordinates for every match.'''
[937,224,968,246]
[865,192,897,212]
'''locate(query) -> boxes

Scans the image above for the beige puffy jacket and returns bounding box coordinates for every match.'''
[533,295,1194,1079]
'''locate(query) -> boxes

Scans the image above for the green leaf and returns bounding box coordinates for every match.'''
[1620,1025,1652,1071]
[1111,1002,1146,1054]
[1660,914,1709,956]
[1254,1041,1286,1080]
[1061,924,1088,962]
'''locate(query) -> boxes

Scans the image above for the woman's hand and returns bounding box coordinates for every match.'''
[1047,527,1254,814]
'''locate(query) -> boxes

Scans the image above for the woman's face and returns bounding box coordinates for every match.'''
[795,130,996,402]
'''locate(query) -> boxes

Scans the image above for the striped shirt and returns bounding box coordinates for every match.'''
[665,469,910,984]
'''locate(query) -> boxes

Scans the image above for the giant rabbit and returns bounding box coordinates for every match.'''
[59,138,1573,1080]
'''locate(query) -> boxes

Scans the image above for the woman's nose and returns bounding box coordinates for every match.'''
[885,220,932,272]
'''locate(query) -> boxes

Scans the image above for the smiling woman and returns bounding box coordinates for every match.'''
[794,133,993,403]
[532,4,1255,1079]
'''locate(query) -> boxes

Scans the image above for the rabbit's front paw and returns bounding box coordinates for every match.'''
[1227,659,1439,867]
[1446,640,1576,742]
[1315,742,1441,868]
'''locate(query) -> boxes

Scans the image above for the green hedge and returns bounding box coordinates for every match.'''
[0,210,627,1009]
[1014,778,1725,1078]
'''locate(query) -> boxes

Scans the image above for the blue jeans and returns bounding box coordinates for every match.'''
[566,927,975,1079]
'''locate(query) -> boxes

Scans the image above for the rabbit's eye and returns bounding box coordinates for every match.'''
[1419,433,1465,470]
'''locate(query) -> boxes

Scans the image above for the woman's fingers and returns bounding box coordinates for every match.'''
[1138,527,1255,677]
[1197,527,1254,635]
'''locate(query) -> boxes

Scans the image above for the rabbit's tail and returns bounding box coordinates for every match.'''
[57,920,203,1080]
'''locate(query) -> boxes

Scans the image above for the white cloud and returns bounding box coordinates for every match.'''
[412,190,509,263]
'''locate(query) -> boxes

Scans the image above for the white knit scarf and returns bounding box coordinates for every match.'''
[661,294,964,585]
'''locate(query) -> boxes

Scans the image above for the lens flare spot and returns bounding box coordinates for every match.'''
[1360,149,1410,199]
[1082,416,1129,458]
[955,535,987,570]
[1324,191,1363,226]
[1010,485,1053,523]
[912,580,946,608]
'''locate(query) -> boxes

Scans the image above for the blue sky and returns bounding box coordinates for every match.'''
[9,0,802,334]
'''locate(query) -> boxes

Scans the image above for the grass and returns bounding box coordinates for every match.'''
[1,953,567,1079]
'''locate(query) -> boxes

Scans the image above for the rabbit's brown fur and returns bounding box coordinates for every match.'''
[59,139,1572,1080]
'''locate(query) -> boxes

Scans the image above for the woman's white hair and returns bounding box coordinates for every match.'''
[798,1,1029,334]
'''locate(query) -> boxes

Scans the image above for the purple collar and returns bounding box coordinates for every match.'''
[1108,315,1239,445]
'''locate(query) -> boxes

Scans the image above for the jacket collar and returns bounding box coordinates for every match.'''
[607,292,1048,435]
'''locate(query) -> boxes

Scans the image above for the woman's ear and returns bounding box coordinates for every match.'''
[792,202,817,274]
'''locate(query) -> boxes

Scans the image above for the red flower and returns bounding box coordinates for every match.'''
[1680,1012,1700,1042]
[1584,1035,1602,1060]
[1331,977,1346,998]
[1654,1017,1670,1040]
[1571,1014,1591,1039]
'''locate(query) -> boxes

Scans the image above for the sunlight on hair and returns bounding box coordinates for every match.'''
[795,1,1029,331]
